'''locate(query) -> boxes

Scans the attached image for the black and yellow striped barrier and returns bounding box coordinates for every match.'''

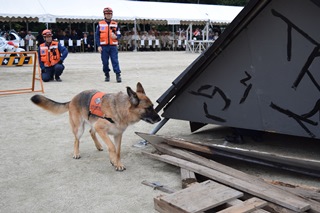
[0,51,44,96]
[0,55,33,66]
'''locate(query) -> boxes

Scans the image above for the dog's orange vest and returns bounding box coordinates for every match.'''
[89,92,115,123]
[89,92,105,118]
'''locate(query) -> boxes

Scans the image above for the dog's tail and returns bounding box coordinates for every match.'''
[30,94,69,114]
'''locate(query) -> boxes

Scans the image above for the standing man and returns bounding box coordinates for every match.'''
[24,31,36,51]
[38,29,68,82]
[96,7,122,83]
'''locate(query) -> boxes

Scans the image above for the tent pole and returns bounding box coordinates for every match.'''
[185,24,190,52]
[93,22,96,52]
[190,23,193,40]
[26,18,29,32]
[134,19,137,52]
[206,20,210,41]
[172,24,174,36]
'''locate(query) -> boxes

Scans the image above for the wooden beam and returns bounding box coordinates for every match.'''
[266,180,320,202]
[137,132,320,210]
[154,195,183,213]
[156,180,243,213]
[226,199,270,213]
[218,197,268,213]
[136,132,320,175]
[143,151,310,212]
[180,168,197,189]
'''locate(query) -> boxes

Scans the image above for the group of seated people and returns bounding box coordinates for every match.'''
[57,29,190,52]
[119,30,188,51]
[119,29,219,52]
[54,29,95,53]
[16,28,219,53]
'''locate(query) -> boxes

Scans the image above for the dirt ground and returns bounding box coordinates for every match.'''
[0,51,319,213]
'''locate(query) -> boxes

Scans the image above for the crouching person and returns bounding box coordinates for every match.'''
[38,29,68,82]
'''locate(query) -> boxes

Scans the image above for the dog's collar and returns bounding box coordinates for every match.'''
[88,92,115,124]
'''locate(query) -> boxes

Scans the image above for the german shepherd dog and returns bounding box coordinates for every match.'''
[30,82,161,171]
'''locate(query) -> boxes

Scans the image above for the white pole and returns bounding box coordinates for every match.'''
[134,19,137,52]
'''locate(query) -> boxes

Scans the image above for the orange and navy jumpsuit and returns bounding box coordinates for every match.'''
[38,41,68,81]
[95,19,121,77]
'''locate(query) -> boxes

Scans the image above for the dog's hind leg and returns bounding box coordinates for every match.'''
[89,128,103,151]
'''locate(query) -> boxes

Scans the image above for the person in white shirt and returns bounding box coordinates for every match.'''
[24,31,36,51]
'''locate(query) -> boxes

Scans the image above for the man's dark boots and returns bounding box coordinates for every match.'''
[105,74,110,82]
[55,76,62,82]
[116,73,122,83]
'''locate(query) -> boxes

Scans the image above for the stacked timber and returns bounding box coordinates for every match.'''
[137,132,320,213]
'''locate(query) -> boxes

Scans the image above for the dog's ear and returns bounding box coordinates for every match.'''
[127,86,140,106]
[136,82,145,94]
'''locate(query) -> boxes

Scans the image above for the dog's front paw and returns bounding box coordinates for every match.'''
[110,161,126,171]
[115,164,126,171]
[73,154,81,159]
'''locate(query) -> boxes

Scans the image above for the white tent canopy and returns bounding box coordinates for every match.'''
[0,0,243,25]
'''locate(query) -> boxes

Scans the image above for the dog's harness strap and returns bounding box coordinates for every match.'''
[88,111,115,123]
[88,92,115,123]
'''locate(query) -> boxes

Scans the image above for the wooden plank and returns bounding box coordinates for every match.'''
[180,181,269,213]
[135,132,213,154]
[264,203,298,213]
[180,168,197,189]
[135,132,320,174]
[227,199,270,213]
[136,133,320,212]
[153,142,320,212]
[143,151,310,212]
[218,197,268,213]
[166,138,213,154]
[155,195,270,213]
[154,195,184,213]
[180,168,196,180]
[158,180,243,213]
[267,180,320,202]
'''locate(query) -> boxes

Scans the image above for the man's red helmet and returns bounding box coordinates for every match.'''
[103,7,113,14]
[42,29,52,37]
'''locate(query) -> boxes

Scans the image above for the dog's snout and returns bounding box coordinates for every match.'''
[154,114,161,123]
[142,109,161,124]
[150,109,161,123]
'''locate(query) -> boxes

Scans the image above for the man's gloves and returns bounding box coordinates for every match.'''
[58,60,63,64]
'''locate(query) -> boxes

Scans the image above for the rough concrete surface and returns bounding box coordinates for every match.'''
[0,52,319,213]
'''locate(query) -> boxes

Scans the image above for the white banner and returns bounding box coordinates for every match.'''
[38,16,56,23]
[167,19,180,25]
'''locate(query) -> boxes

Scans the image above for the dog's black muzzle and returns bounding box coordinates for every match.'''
[141,106,161,124]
